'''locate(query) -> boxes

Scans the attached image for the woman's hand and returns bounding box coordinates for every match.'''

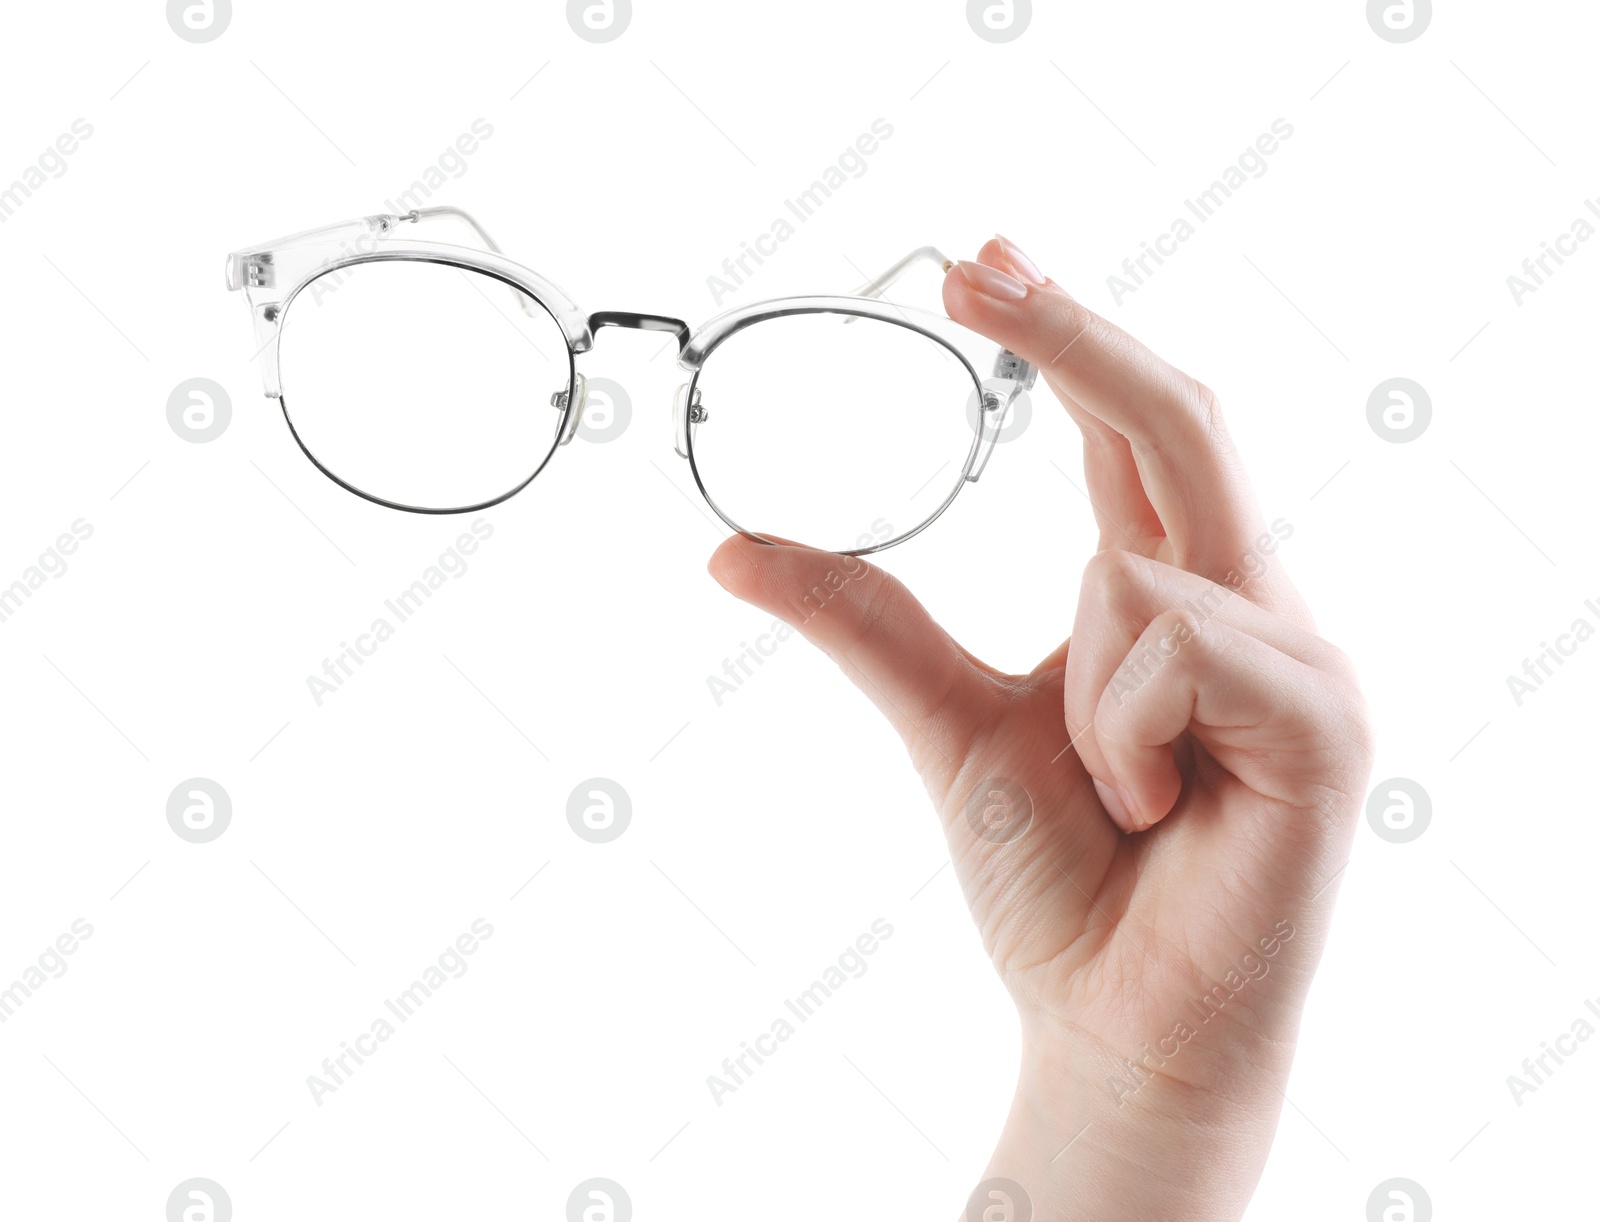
[707,238,1374,1222]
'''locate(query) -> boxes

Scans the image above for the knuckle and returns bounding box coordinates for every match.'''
[1323,655,1377,764]
[1092,608,1200,725]
[1319,640,1362,685]
[1136,609,1204,684]
[1149,607,1200,652]
[1045,295,1120,376]
[1172,375,1234,451]
[1349,692,1377,764]
[1189,377,1226,429]
[1061,670,1099,741]
[1306,682,1378,817]
[1053,293,1099,345]
[1080,548,1151,616]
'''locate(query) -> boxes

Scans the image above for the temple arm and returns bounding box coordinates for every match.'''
[392,207,540,317]
[397,205,506,253]
[849,245,955,300]
[850,246,1038,438]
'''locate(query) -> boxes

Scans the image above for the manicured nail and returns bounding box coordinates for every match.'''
[996,234,1046,285]
[956,259,1029,301]
[1093,778,1138,829]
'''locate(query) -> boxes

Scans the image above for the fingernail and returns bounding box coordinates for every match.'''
[955,260,1029,301]
[996,235,1046,285]
[1093,779,1139,829]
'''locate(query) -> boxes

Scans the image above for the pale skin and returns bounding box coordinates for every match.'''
[707,238,1375,1221]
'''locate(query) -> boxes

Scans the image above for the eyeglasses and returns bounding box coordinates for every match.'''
[225,206,1036,556]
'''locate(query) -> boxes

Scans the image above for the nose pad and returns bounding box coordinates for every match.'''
[672,382,704,459]
[552,372,588,445]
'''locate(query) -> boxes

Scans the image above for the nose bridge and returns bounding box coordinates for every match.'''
[587,311,691,353]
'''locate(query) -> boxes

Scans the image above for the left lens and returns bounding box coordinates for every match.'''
[277,259,573,511]
[685,310,984,553]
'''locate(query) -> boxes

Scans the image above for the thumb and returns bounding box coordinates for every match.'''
[707,534,997,785]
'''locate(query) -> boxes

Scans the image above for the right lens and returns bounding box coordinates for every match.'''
[276,259,573,511]
[685,310,985,553]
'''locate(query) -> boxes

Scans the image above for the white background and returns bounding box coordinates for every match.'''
[0,1,1594,1218]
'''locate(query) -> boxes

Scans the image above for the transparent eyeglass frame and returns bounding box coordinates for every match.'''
[225,206,1037,556]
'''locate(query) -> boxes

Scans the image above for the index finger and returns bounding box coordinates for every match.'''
[945,247,1296,612]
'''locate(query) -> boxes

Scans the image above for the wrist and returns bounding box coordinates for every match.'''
[968,1031,1269,1222]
